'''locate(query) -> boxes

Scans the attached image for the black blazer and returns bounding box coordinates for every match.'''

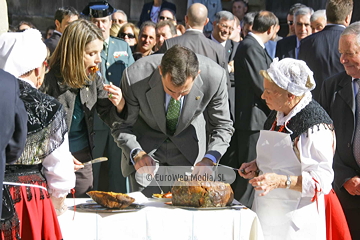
[275,35,297,60]
[298,25,345,101]
[233,34,272,131]
[319,71,360,209]
[0,70,27,216]
[44,31,61,55]
[138,1,176,27]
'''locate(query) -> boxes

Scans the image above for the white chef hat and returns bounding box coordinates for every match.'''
[0,28,47,77]
[263,58,316,96]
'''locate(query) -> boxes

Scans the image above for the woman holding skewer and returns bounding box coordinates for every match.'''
[41,19,125,198]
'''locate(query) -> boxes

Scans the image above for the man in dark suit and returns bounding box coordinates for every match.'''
[233,11,278,206]
[138,0,176,27]
[276,7,312,60]
[298,0,353,101]
[112,45,234,192]
[209,10,238,120]
[44,7,79,55]
[82,1,135,193]
[319,22,360,240]
[158,3,227,71]
[0,69,27,217]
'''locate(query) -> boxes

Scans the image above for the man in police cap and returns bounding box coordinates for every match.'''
[82,1,134,193]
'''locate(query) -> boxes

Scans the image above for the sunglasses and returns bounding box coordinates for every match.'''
[120,32,135,39]
[43,60,50,74]
[159,16,173,21]
[287,21,293,26]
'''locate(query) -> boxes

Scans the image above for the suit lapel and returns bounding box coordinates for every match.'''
[175,75,204,135]
[338,74,355,114]
[146,70,167,134]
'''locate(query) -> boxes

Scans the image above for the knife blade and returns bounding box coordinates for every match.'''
[217,164,240,171]
[82,157,108,165]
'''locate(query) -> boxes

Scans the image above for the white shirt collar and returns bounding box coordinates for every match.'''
[210,34,226,47]
[185,28,203,33]
[54,30,62,36]
[248,32,265,48]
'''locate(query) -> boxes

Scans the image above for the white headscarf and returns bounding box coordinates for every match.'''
[0,29,47,77]
[266,58,316,96]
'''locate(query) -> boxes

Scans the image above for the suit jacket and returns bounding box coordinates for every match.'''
[319,71,360,209]
[225,39,239,120]
[298,25,345,101]
[159,30,228,70]
[44,31,61,55]
[112,54,234,177]
[275,35,297,60]
[0,70,27,216]
[234,34,272,131]
[138,0,176,27]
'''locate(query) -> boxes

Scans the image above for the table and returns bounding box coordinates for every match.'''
[58,192,264,240]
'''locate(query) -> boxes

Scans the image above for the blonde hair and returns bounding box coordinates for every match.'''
[50,19,103,88]
[110,24,121,37]
[119,23,139,44]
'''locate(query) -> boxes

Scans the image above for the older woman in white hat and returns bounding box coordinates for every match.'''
[239,58,335,239]
[0,29,75,239]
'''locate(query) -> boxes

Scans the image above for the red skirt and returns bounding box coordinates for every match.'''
[1,170,62,240]
[325,189,351,240]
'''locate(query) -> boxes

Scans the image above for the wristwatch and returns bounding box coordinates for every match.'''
[285,175,291,189]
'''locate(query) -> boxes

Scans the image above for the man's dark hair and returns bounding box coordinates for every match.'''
[243,11,257,26]
[156,20,177,36]
[54,6,79,23]
[326,0,353,24]
[140,21,156,34]
[288,3,307,15]
[161,45,199,86]
[252,11,278,33]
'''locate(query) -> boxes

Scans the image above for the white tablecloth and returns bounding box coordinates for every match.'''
[58,192,264,240]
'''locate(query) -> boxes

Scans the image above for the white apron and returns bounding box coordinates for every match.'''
[253,130,325,240]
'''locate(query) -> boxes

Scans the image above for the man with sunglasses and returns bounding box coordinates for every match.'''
[82,1,134,193]
[286,3,307,37]
[159,8,177,25]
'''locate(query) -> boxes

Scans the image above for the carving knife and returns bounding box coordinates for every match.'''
[82,157,108,165]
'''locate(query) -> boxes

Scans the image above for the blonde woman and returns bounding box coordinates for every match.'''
[41,19,125,198]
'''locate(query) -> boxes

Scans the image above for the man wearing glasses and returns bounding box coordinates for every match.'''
[286,3,307,37]
[159,8,177,25]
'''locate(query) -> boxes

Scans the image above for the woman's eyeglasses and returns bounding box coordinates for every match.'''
[43,60,50,74]
[120,33,135,39]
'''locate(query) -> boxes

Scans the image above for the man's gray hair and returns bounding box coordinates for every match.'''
[214,11,234,23]
[113,9,128,22]
[341,21,360,47]
[311,9,326,22]
[294,7,314,20]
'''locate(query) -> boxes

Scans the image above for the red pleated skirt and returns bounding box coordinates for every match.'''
[325,189,351,240]
[1,172,62,240]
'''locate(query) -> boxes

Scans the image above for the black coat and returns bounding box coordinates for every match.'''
[275,35,297,60]
[233,34,272,131]
[319,71,360,209]
[298,25,345,101]
[44,31,61,55]
[0,70,27,216]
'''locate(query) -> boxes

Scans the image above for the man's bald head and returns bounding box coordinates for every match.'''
[187,3,208,28]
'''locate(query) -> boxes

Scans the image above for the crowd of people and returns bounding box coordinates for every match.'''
[0,0,360,239]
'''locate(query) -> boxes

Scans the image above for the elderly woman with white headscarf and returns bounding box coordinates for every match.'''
[0,29,75,239]
[239,58,335,239]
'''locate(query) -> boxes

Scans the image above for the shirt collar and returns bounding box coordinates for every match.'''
[248,32,265,48]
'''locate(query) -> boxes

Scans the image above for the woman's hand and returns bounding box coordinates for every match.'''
[73,156,84,172]
[103,83,125,113]
[249,173,283,196]
[238,160,259,179]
